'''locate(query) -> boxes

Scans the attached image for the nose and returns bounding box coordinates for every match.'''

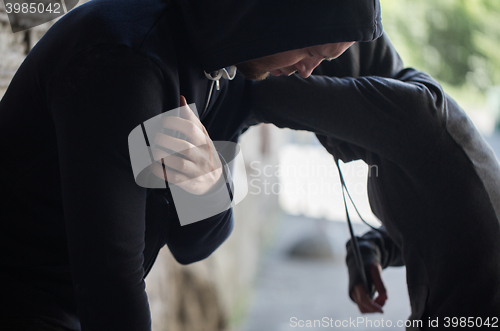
[295,57,324,78]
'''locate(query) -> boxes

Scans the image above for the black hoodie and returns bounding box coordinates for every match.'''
[249,33,500,327]
[0,0,382,330]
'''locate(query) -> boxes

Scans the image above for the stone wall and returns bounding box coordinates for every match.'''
[0,3,285,330]
[0,1,61,96]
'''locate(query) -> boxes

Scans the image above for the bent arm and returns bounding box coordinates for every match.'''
[250,69,446,169]
[249,32,447,170]
[49,45,232,330]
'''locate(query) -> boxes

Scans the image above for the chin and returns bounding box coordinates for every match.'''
[235,63,271,81]
[239,70,270,81]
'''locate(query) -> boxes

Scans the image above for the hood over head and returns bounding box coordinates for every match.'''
[174,0,383,72]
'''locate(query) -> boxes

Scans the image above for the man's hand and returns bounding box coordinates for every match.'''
[351,263,388,314]
[150,95,223,195]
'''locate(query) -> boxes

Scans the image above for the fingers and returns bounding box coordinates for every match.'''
[154,95,221,171]
[152,136,219,167]
[352,284,384,314]
[160,96,210,150]
[149,95,223,195]
[150,159,189,184]
[179,95,207,135]
[351,263,388,314]
[177,97,219,173]
[161,116,206,147]
[152,145,220,176]
[154,129,197,157]
[155,154,197,178]
[149,154,224,195]
[371,263,388,307]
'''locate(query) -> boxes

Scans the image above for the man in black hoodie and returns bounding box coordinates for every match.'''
[0,0,382,330]
[249,32,500,329]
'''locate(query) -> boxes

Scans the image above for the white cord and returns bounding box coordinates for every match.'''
[203,66,237,112]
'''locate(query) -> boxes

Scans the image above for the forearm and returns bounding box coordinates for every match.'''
[163,206,234,265]
[162,153,235,264]
[250,67,446,170]
[346,227,404,270]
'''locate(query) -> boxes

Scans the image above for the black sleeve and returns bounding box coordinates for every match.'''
[249,65,446,171]
[249,32,447,169]
[161,152,234,265]
[48,45,232,331]
[345,227,404,300]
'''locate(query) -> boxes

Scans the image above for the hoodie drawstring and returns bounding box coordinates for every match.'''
[203,66,237,113]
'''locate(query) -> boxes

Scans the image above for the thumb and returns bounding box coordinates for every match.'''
[179,95,207,135]
[179,95,198,121]
[180,95,187,107]
[178,95,191,120]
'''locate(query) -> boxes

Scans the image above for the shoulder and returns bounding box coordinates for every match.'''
[30,0,177,88]
[48,44,174,128]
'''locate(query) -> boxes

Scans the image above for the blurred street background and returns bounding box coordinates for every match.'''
[1,0,500,330]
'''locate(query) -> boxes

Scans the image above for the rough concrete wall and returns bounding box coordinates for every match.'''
[0,2,25,96]
[0,1,87,96]
[0,4,284,329]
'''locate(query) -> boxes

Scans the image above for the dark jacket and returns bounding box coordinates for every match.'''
[249,33,500,329]
[0,0,382,330]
